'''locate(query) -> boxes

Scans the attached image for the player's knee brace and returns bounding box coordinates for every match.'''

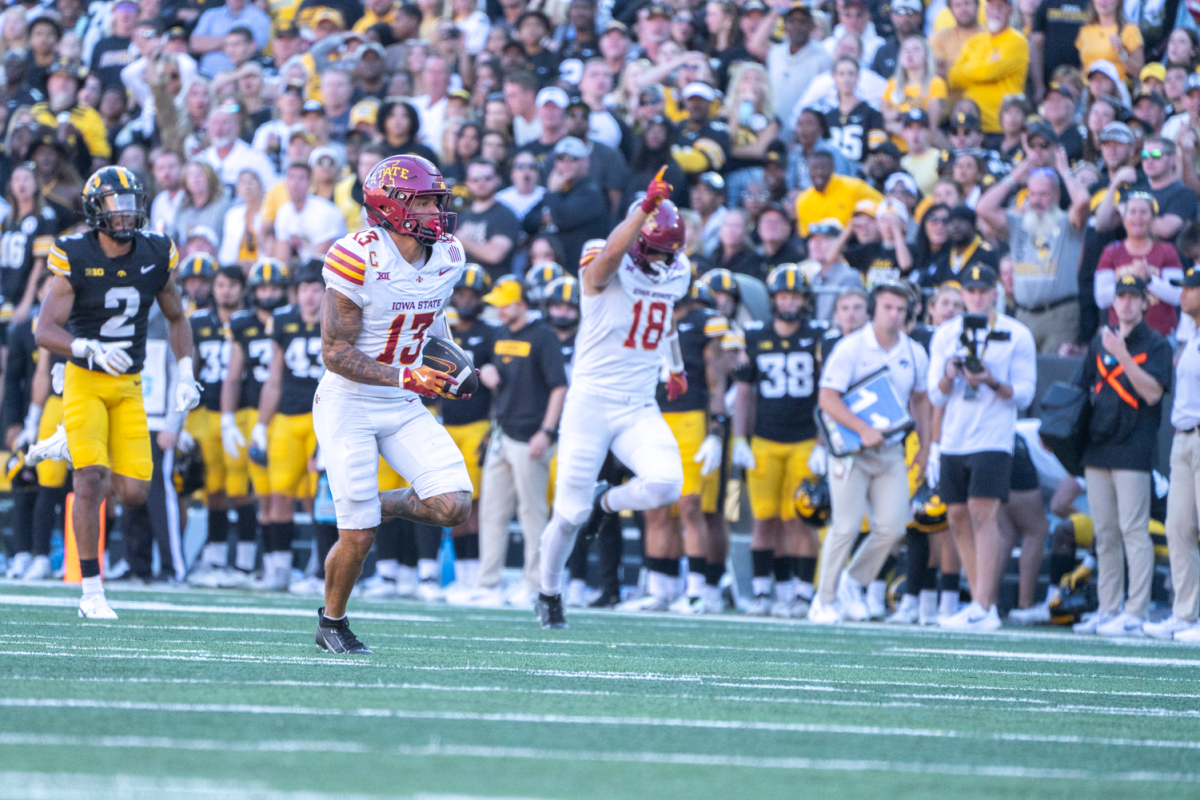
[643,478,683,510]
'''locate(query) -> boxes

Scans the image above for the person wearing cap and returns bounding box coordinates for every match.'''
[632,2,674,64]
[535,136,610,267]
[748,0,833,128]
[928,204,1001,287]
[862,139,903,191]
[1043,82,1087,162]
[1094,190,1184,336]
[457,158,522,278]
[518,85,571,171]
[1097,135,1196,243]
[189,0,271,77]
[473,276,568,607]
[844,198,913,286]
[564,91,630,216]
[899,108,940,195]
[1151,267,1200,641]
[926,264,1036,631]
[795,150,883,237]
[271,161,347,265]
[869,0,926,77]
[1075,0,1144,85]
[805,218,865,320]
[598,20,633,79]
[197,104,279,194]
[976,147,1090,354]
[947,0,1029,135]
[670,82,730,175]
[1133,89,1167,136]
[1071,273,1172,636]
[31,60,110,171]
[692,172,728,257]
[931,0,981,83]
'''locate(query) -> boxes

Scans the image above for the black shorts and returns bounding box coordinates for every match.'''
[940,451,1013,503]
[1010,435,1040,492]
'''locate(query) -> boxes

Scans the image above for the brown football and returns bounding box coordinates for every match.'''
[420,336,479,397]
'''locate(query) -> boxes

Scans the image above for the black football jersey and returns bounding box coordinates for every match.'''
[677,118,730,172]
[926,238,1002,289]
[443,318,497,427]
[658,306,727,413]
[229,309,274,410]
[190,308,231,412]
[823,102,885,164]
[272,305,323,415]
[736,319,821,443]
[47,230,176,373]
[0,208,57,306]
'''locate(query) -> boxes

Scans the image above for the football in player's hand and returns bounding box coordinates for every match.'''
[420,336,479,398]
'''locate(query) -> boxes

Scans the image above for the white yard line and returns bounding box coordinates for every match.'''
[890,647,1200,668]
[0,594,439,622]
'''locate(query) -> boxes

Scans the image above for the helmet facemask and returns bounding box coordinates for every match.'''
[91,190,147,243]
[386,188,457,245]
[631,237,675,280]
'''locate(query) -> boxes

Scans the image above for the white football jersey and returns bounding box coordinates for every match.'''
[321,227,465,398]
[570,252,691,400]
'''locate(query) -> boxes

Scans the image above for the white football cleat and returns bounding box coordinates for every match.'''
[887,594,919,624]
[26,424,70,466]
[940,601,1001,632]
[186,563,227,588]
[565,579,589,608]
[866,580,888,620]
[1095,611,1144,637]
[5,552,31,579]
[288,575,325,595]
[836,573,870,621]
[22,555,52,581]
[441,581,475,605]
[745,594,772,616]
[1173,621,1200,643]
[670,593,705,614]
[455,584,506,608]
[807,596,842,625]
[1144,615,1197,640]
[1007,602,1050,625]
[620,594,671,612]
[416,578,444,602]
[1072,612,1113,634]
[78,593,118,620]
[504,582,537,608]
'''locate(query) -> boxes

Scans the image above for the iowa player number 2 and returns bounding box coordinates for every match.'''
[99,287,140,338]
[757,352,814,398]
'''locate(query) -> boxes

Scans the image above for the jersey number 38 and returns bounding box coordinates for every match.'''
[757,352,814,398]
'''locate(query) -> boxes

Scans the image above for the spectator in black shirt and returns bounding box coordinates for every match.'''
[564,94,630,218]
[534,136,610,270]
[1031,0,1089,102]
[376,97,440,165]
[756,203,806,269]
[1142,136,1198,244]
[90,0,138,90]
[517,10,560,86]
[870,0,924,78]
[558,0,600,60]
[622,116,689,212]
[1044,81,1087,162]
[24,14,59,96]
[458,158,522,279]
[713,208,765,278]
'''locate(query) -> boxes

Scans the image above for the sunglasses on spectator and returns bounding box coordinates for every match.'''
[514,162,537,170]
[927,215,949,224]
[1142,148,1164,159]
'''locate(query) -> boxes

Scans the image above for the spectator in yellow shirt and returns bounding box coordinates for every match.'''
[1075,0,1143,85]
[794,151,883,236]
[948,0,1029,134]
[353,0,398,33]
[931,0,982,79]
[882,37,948,140]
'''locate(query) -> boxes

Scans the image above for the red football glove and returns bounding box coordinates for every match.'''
[402,366,458,399]
[667,370,688,402]
[641,166,672,213]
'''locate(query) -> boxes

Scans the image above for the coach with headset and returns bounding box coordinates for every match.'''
[813,282,932,625]
[926,266,1037,632]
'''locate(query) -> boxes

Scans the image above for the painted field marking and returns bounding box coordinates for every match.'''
[890,647,1200,668]
[0,594,438,622]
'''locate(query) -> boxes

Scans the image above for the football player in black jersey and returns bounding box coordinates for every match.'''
[0,162,58,329]
[641,280,735,613]
[186,265,249,588]
[824,57,886,166]
[29,166,200,619]
[178,249,215,314]
[253,261,326,591]
[440,265,498,602]
[925,205,1001,289]
[732,265,823,618]
[673,83,730,175]
[221,258,292,583]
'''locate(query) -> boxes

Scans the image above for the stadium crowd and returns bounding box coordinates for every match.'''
[3,0,1200,638]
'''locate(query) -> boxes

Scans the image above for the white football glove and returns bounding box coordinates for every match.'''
[220,412,245,459]
[925,442,941,489]
[174,357,201,413]
[177,428,196,454]
[250,422,268,453]
[693,434,724,476]
[14,404,43,451]
[808,443,828,477]
[50,362,65,395]
[731,437,755,470]
[71,338,132,376]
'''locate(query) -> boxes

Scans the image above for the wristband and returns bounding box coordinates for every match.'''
[178,356,194,379]
[540,427,559,442]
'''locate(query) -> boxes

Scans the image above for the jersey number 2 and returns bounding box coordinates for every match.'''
[99,287,140,338]
[377,312,435,366]
[622,300,667,350]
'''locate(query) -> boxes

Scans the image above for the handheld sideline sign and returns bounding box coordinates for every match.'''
[815,367,914,457]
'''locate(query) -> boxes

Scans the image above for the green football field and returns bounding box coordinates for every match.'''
[1,583,1199,800]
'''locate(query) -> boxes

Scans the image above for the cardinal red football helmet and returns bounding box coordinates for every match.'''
[363,155,456,244]
[631,200,685,277]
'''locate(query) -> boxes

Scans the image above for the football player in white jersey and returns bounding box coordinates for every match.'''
[313,155,473,654]
[536,169,693,629]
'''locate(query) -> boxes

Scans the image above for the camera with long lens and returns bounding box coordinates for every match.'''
[961,314,989,373]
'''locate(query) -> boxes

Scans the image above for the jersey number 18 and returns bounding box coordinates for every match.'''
[622,300,667,350]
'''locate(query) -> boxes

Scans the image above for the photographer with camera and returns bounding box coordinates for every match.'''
[926,266,1037,632]
[1071,275,1172,637]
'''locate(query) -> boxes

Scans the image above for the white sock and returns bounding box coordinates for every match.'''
[569,578,587,597]
[374,558,400,580]
[919,589,939,619]
[752,576,771,597]
[775,581,795,603]
[686,571,705,597]
[203,543,226,567]
[940,590,959,616]
[397,565,417,586]
[462,559,479,587]
[868,580,886,606]
[235,542,256,572]
[795,580,815,601]
[81,575,103,598]
[647,570,671,599]
[896,593,918,613]
[538,512,582,596]
[417,558,439,581]
[275,550,293,572]
[1045,585,1061,604]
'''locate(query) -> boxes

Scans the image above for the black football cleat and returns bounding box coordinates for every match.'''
[315,607,373,654]
[536,593,570,630]
[589,588,621,608]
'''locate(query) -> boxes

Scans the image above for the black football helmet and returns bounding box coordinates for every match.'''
[794,476,831,528]
[525,262,564,304]
[248,258,291,310]
[689,280,716,308]
[82,166,148,243]
[179,253,217,280]
[1049,584,1097,626]
[173,441,207,496]
[911,482,948,533]
[456,263,492,293]
[700,268,741,304]
[543,276,581,331]
[765,263,811,322]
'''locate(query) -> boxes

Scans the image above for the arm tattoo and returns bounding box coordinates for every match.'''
[379,488,472,527]
[321,290,401,387]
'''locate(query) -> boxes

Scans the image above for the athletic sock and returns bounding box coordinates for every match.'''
[417,559,439,581]
[1049,553,1076,586]
[704,559,725,587]
[375,519,403,562]
[685,556,707,597]
[79,558,100,579]
[647,570,671,599]
[939,571,960,595]
[773,556,795,602]
[81,574,103,599]
[397,519,418,568]
[905,530,930,597]
[452,533,479,560]
[235,505,258,542]
[202,542,227,567]
[275,521,296,555]
[793,556,817,601]
[207,506,229,551]
[235,541,256,572]
[373,558,400,580]
[259,523,276,555]
[416,521,442,579]
[314,524,338,579]
[751,548,773,596]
